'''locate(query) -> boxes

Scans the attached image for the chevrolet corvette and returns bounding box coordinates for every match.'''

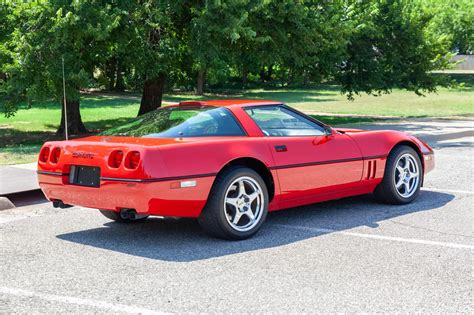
[37,100,434,239]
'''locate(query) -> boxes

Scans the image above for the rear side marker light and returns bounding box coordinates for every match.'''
[39,147,50,163]
[109,150,124,168]
[170,180,197,189]
[50,147,61,164]
[180,180,197,188]
[125,151,141,169]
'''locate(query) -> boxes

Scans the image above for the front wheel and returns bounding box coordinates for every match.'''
[199,167,268,240]
[374,145,422,204]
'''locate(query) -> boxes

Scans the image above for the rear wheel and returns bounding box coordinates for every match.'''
[199,167,268,240]
[99,209,148,223]
[374,145,422,204]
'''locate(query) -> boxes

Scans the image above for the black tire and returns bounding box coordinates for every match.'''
[99,209,148,223]
[198,166,269,240]
[374,145,422,204]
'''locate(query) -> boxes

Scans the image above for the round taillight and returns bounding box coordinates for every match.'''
[126,151,141,169]
[39,147,50,163]
[50,147,61,164]
[108,150,123,168]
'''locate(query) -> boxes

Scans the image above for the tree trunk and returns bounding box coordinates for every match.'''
[260,67,266,83]
[267,65,273,81]
[303,69,309,86]
[138,74,166,116]
[105,58,117,91]
[287,68,293,86]
[56,98,88,137]
[114,61,125,92]
[196,69,205,95]
[242,67,248,89]
[280,69,288,87]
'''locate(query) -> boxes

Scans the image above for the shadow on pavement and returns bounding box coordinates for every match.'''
[57,190,454,262]
[6,190,48,207]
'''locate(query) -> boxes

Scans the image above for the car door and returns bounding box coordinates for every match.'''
[243,105,363,201]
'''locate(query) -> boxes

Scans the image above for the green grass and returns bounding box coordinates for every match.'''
[306,89,473,117]
[237,86,474,117]
[0,144,42,165]
[1,82,473,165]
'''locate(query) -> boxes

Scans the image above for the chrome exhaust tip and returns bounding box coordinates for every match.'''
[119,208,147,220]
[52,200,72,208]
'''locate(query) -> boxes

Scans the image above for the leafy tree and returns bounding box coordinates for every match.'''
[114,1,263,113]
[189,0,257,94]
[264,0,348,85]
[0,3,17,114]
[227,1,353,87]
[337,0,453,98]
[420,0,473,54]
[1,1,120,135]
[102,1,193,116]
[1,0,461,127]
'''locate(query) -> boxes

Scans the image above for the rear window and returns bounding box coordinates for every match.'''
[100,106,245,138]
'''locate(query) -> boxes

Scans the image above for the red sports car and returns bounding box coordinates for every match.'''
[38,100,434,239]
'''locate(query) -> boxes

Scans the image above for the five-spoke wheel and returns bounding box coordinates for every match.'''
[394,153,420,198]
[375,145,422,204]
[224,176,265,232]
[199,166,268,240]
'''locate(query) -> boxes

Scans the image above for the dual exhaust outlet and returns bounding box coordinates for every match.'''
[52,200,72,209]
[120,208,148,220]
[52,200,145,220]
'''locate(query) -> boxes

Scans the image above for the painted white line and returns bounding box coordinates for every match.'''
[422,187,474,195]
[0,287,166,314]
[270,224,474,250]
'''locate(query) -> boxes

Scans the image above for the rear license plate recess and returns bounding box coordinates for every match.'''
[69,165,101,188]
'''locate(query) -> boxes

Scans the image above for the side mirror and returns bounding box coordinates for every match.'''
[324,126,334,137]
[313,127,334,145]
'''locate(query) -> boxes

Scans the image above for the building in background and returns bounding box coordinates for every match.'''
[452,55,474,70]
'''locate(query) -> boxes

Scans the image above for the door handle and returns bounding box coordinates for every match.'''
[275,145,287,152]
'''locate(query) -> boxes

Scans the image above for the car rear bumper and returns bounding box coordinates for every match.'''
[38,172,215,217]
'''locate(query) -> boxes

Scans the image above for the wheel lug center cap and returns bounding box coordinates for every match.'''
[237,197,247,210]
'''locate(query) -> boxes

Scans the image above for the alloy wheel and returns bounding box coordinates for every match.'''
[223,176,265,232]
[393,153,420,198]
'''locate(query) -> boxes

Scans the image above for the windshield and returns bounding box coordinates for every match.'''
[100,106,245,138]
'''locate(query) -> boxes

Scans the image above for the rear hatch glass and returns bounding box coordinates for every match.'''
[100,106,245,138]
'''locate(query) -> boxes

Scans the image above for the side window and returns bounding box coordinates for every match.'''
[244,106,325,136]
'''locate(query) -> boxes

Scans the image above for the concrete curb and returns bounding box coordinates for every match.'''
[0,197,15,210]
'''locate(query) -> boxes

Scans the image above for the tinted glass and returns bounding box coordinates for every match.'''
[244,106,325,136]
[101,106,245,138]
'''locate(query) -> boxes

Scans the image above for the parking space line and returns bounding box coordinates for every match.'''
[0,286,165,314]
[270,224,474,250]
[422,187,474,195]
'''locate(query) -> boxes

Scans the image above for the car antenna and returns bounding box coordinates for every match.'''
[62,55,69,140]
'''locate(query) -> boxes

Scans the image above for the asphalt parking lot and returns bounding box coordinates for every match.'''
[1,119,473,313]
